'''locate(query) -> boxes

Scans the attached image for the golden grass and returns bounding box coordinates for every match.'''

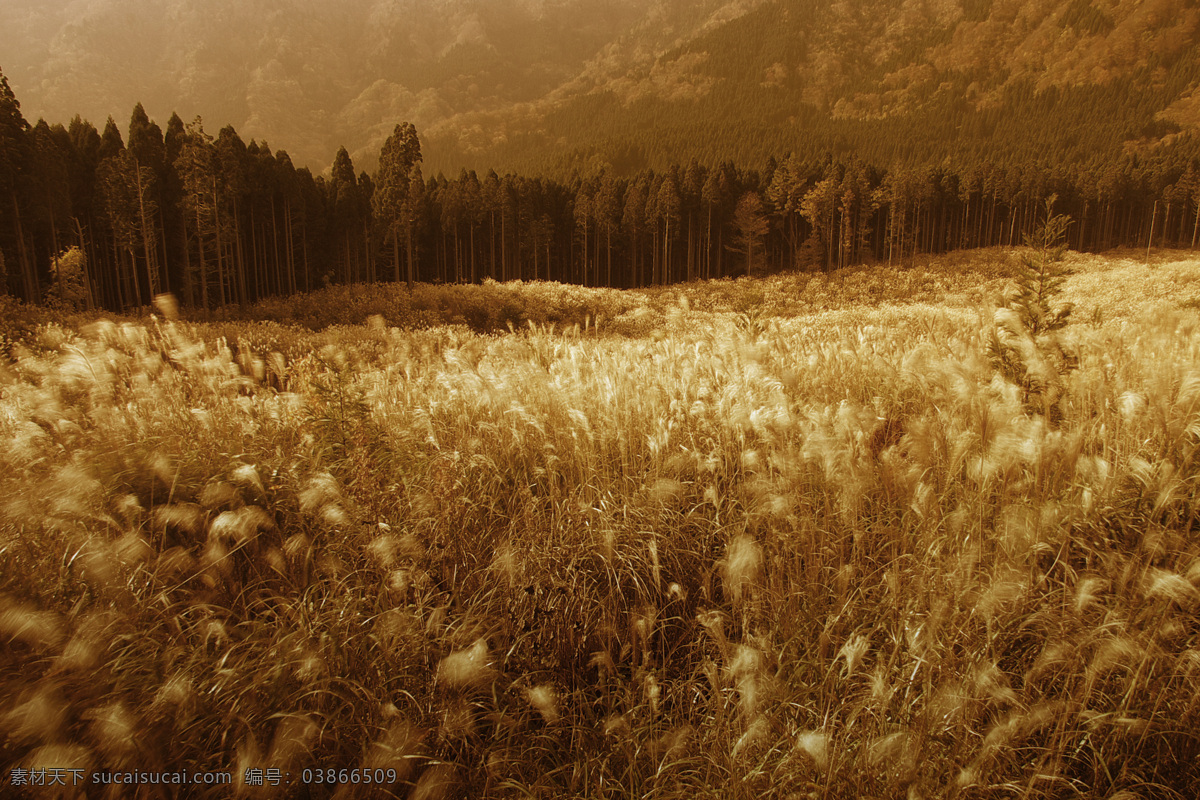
[3,249,1200,797]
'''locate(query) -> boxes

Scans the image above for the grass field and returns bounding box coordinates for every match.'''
[3,247,1200,798]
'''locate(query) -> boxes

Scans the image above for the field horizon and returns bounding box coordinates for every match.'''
[3,245,1200,798]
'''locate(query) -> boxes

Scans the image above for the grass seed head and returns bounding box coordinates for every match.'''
[723,533,762,605]
[731,717,768,761]
[26,744,93,795]
[1087,635,1143,682]
[361,718,425,783]
[490,542,521,586]
[410,763,458,800]
[295,651,327,683]
[366,533,400,569]
[838,634,870,677]
[3,685,68,745]
[1144,568,1199,608]
[1074,576,1109,614]
[152,673,196,719]
[603,713,629,737]
[436,638,492,689]
[207,510,273,546]
[0,601,66,651]
[86,701,139,764]
[153,293,179,321]
[652,724,693,762]
[795,730,829,770]
[151,503,205,541]
[525,684,560,723]
[267,714,319,768]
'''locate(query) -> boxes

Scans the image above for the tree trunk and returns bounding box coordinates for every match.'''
[73,217,96,309]
[249,204,261,296]
[127,248,144,307]
[10,193,38,302]
[706,206,713,280]
[134,165,158,297]
[232,201,247,304]
[302,226,310,293]
[195,205,209,311]
[285,198,297,294]
[606,227,612,287]
[1191,197,1200,249]
[580,217,588,287]
[501,210,508,282]
[157,203,170,295]
[271,195,284,293]
[405,226,414,290]
[211,177,227,306]
[662,217,670,285]
[1147,200,1157,261]
[454,223,462,283]
[392,225,401,284]
[686,213,694,282]
[180,210,194,307]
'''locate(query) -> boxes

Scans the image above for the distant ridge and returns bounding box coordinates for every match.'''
[2,0,1199,175]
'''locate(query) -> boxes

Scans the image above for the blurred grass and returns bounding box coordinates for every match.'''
[2,248,1200,797]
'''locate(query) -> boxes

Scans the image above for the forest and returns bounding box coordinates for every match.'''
[3,66,1200,313]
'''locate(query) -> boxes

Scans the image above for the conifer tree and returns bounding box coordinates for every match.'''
[732,191,769,277]
[595,172,620,287]
[622,178,647,287]
[1009,194,1074,337]
[404,163,426,287]
[573,178,594,286]
[801,174,839,270]
[99,149,159,305]
[989,195,1076,422]
[481,170,502,279]
[30,120,72,268]
[330,146,359,284]
[0,69,35,299]
[46,246,90,309]
[767,153,807,270]
[656,175,681,284]
[127,105,168,295]
[174,119,219,309]
[374,122,422,288]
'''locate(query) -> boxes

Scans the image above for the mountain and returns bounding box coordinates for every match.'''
[3,0,1200,177]
[429,0,1200,176]
[0,0,648,170]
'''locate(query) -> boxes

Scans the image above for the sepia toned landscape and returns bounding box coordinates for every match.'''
[4,0,1200,797]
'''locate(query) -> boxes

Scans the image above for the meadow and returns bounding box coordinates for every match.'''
[2,247,1200,798]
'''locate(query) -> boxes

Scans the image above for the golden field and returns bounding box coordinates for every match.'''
[2,248,1200,798]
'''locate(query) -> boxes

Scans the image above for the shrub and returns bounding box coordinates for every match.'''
[44,247,91,311]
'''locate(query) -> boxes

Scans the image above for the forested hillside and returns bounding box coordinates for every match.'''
[5,0,1200,311]
[3,65,1200,311]
[431,0,1200,176]
[4,0,1200,176]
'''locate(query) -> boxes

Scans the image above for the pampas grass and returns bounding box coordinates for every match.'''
[3,249,1200,796]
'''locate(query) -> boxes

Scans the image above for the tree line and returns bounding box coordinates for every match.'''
[4,69,1200,311]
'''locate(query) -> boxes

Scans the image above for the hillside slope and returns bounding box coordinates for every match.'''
[2,0,1199,174]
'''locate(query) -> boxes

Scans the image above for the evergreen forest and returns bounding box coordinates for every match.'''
[4,66,1200,312]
